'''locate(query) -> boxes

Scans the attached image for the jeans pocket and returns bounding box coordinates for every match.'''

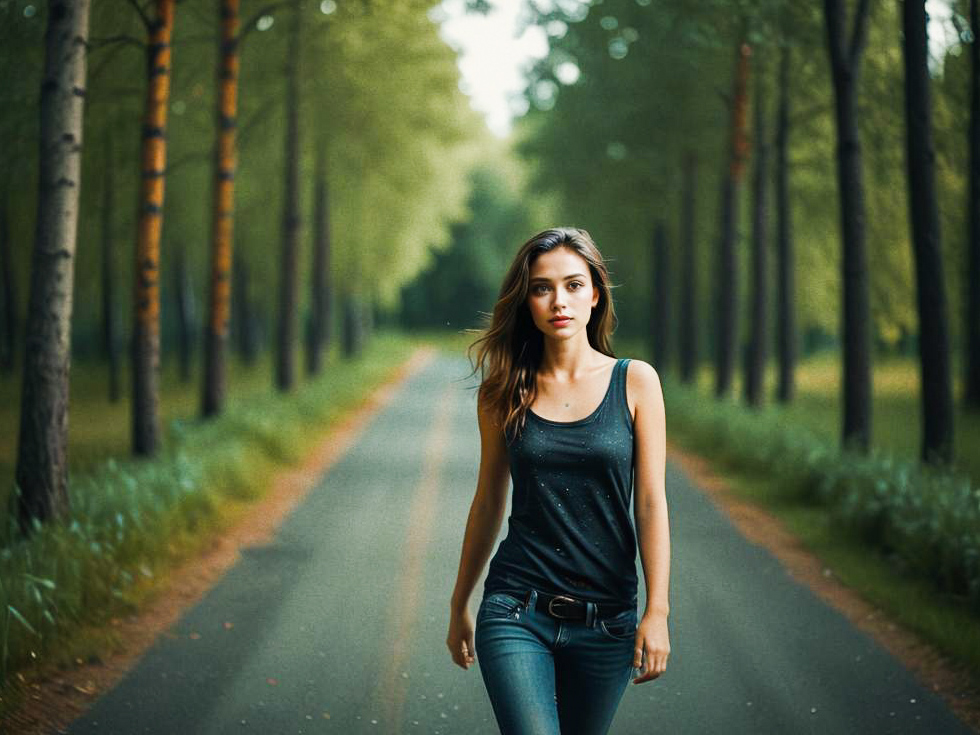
[479,592,525,620]
[598,609,637,641]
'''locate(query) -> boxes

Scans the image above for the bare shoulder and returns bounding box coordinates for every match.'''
[624,359,664,421]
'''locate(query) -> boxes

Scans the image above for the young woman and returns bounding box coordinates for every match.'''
[447,227,671,734]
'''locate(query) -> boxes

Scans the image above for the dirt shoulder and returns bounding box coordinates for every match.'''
[667,440,980,734]
[0,346,437,735]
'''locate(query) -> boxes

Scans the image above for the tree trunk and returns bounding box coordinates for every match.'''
[651,221,670,375]
[901,0,954,465]
[202,0,240,417]
[679,152,698,385]
[342,290,361,359]
[823,0,873,454]
[0,197,16,374]
[14,0,91,532]
[173,243,193,383]
[132,0,175,456]
[715,42,751,399]
[307,144,328,376]
[746,65,770,408]
[965,0,980,411]
[775,42,796,404]
[101,135,121,402]
[232,253,258,365]
[276,0,301,391]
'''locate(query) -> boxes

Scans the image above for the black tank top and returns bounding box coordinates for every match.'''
[483,358,638,607]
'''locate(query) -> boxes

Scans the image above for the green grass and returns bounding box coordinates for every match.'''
[690,454,980,676]
[0,341,287,512]
[0,329,424,707]
[675,350,980,489]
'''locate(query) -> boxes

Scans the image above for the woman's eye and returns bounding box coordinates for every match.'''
[569,282,583,290]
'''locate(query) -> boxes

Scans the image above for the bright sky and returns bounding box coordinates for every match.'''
[434,0,964,140]
[433,0,550,138]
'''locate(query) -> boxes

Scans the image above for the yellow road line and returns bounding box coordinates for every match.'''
[373,381,455,732]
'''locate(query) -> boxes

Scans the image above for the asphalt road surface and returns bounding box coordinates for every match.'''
[66,352,975,734]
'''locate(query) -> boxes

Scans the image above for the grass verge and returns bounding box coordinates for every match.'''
[0,330,419,713]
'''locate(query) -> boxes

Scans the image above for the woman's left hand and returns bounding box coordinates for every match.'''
[632,612,669,684]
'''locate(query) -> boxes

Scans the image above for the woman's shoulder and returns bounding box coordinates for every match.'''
[620,357,661,388]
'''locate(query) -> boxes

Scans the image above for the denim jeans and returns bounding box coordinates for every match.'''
[475,588,637,735]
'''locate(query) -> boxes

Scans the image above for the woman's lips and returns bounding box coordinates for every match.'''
[550,317,571,327]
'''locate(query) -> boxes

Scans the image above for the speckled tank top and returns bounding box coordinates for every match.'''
[483,358,638,607]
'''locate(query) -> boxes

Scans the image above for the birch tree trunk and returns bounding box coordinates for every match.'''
[14,0,91,531]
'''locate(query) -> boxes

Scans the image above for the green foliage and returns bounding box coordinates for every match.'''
[666,378,980,614]
[399,146,536,329]
[1,0,487,347]
[512,0,973,349]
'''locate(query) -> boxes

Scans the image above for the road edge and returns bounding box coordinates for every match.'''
[667,439,980,734]
[0,345,439,735]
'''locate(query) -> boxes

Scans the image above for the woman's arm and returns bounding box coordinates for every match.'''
[447,394,511,670]
[450,394,511,615]
[630,360,671,682]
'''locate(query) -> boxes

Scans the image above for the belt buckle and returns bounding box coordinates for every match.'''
[548,595,580,619]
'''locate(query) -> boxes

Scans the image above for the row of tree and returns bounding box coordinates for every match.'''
[513,0,978,467]
[0,0,485,533]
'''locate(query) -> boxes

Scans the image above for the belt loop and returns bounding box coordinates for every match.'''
[526,589,537,616]
[585,601,596,629]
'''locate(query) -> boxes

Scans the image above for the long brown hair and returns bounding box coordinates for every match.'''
[465,227,618,443]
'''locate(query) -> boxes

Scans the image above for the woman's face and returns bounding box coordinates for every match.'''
[526,247,599,338]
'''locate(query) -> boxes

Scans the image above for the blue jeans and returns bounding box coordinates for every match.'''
[475,589,637,735]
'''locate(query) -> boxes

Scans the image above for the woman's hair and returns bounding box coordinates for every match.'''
[465,227,618,443]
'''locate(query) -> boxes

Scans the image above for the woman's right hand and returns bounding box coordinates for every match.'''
[447,606,476,670]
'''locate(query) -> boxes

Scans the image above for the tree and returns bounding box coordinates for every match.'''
[14,0,92,531]
[774,42,797,403]
[651,221,671,375]
[900,0,954,465]
[716,41,752,399]
[306,143,331,376]
[277,0,302,391]
[132,0,176,456]
[746,60,771,408]
[823,0,873,453]
[0,195,15,374]
[678,152,699,385]
[966,0,980,411]
[100,134,121,402]
[202,0,240,417]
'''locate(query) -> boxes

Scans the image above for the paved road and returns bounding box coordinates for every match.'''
[66,353,975,734]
